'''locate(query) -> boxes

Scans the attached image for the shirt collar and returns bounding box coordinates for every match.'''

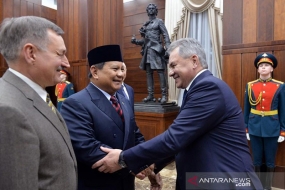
[9,68,47,101]
[90,82,116,101]
[258,77,272,82]
[185,69,207,91]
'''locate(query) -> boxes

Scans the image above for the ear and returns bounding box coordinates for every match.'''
[192,55,198,68]
[23,43,37,64]
[90,65,99,79]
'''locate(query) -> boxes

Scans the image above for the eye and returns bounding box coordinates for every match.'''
[56,51,65,57]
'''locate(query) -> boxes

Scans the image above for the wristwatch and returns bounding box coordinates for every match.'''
[118,151,127,168]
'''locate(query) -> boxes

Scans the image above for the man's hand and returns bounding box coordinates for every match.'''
[246,133,250,141]
[135,164,155,180]
[91,146,122,173]
[148,172,163,190]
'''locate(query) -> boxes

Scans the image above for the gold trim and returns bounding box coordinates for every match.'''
[248,82,262,106]
[250,108,278,117]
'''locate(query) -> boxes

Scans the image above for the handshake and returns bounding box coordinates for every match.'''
[92,147,163,190]
[136,164,163,190]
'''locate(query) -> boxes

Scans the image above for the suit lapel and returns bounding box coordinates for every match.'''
[86,84,125,132]
[125,84,134,104]
[117,94,130,148]
[2,70,77,163]
[117,86,124,97]
[180,70,212,110]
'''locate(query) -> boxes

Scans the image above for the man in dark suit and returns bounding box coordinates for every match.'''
[117,63,134,106]
[0,16,77,190]
[93,38,263,190]
[60,45,153,190]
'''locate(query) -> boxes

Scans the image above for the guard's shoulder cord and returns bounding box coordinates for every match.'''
[248,80,262,106]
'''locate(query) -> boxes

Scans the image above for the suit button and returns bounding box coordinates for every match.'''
[113,134,117,138]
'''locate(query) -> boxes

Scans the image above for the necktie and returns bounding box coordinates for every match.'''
[183,88,188,101]
[46,93,57,114]
[182,89,188,103]
[110,96,124,122]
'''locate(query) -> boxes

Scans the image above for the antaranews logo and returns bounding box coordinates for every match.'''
[188,176,198,186]
[186,172,252,189]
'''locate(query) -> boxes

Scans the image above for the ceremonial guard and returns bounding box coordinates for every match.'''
[55,70,75,111]
[244,53,285,190]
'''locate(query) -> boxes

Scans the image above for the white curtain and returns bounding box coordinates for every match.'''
[165,0,186,104]
[165,0,223,105]
[189,12,217,77]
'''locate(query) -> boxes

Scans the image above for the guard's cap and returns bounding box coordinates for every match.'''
[87,45,123,66]
[254,53,277,69]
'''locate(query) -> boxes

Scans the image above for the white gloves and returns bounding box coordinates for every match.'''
[246,133,250,140]
[246,133,284,142]
[278,136,285,143]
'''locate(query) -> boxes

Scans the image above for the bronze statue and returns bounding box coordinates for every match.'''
[131,3,171,103]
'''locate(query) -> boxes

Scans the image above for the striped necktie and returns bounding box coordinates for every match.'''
[110,95,124,122]
[46,93,57,114]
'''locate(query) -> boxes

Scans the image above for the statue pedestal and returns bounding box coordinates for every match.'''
[134,102,180,141]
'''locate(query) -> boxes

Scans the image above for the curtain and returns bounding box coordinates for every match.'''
[165,0,223,105]
[165,0,190,104]
[189,12,217,77]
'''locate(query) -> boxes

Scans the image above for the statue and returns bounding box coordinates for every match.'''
[131,3,171,104]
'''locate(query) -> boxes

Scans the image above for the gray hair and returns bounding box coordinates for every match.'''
[167,38,208,69]
[88,62,105,78]
[0,16,64,62]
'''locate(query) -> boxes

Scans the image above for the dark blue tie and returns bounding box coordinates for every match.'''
[183,89,188,102]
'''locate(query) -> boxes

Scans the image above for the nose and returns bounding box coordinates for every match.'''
[61,55,70,68]
[117,69,124,77]
[168,68,174,77]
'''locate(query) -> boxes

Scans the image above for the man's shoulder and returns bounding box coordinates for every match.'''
[124,83,133,89]
[247,79,259,85]
[154,18,164,23]
[272,79,284,84]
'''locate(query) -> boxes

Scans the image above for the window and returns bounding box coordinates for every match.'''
[42,0,57,10]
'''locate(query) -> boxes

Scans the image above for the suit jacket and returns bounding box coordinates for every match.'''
[0,70,77,190]
[244,79,285,137]
[118,83,134,110]
[60,83,145,190]
[123,70,263,190]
